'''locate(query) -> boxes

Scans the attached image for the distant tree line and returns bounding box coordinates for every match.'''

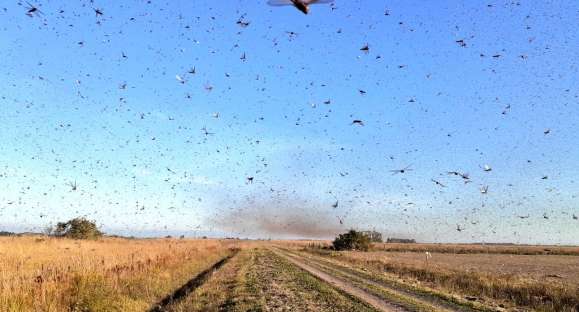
[359,230,383,243]
[386,238,416,243]
[0,231,16,236]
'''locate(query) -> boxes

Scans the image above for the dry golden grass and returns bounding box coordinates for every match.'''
[4,237,577,311]
[304,246,579,311]
[0,236,239,312]
[372,242,579,256]
[350,251,579,287]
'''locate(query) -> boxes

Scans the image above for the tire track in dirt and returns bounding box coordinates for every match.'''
[148,249,239,312]
[275,248,486,312]
[273,249,410,312]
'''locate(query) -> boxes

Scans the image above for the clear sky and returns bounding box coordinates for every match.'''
[1,0,578,244]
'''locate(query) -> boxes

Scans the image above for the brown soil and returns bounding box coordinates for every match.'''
[342,251,579,287]
[275,250,410,312]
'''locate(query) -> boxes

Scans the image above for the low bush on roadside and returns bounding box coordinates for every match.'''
[332,230,370,251]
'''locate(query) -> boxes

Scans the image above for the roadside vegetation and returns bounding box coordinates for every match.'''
[303,246,579,312]
[332,230,371,251]
[0,236,237,312]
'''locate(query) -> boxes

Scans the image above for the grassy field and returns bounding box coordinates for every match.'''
[1,237,578,311]
[371,243,579,256]
[302,246,579,311]
[0,236,238,312]
[343,251,579,287]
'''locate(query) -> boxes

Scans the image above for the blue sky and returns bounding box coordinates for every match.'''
[0,0,578,244]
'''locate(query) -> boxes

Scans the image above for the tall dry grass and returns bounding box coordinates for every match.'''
[0,236,238,312]
[372,242,579,256]
[304,247,579,311]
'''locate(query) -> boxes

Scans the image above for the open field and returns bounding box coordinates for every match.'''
[338,251,579,287]
[371,243,579,256]
[0,236,239,311]
[299,246,579,311]
[1,237,578,311]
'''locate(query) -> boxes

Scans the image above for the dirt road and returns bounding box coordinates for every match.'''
[161,248,379,311]
[275,250,409,312]
[158,248,491,311]
[274,248,489,312]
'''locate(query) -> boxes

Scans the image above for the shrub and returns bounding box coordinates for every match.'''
[332,230,370,251]
[0,231,15,236]
[52,218,103,240]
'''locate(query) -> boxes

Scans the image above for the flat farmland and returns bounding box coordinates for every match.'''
[0,236,239,311]
[1,237,578,311]
[339,250,579,287]
[372,243,579,256]
[300,245,579,312]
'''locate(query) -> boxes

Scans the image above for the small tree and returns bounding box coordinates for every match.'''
[332,229,370,251]
[53,218,103,239]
